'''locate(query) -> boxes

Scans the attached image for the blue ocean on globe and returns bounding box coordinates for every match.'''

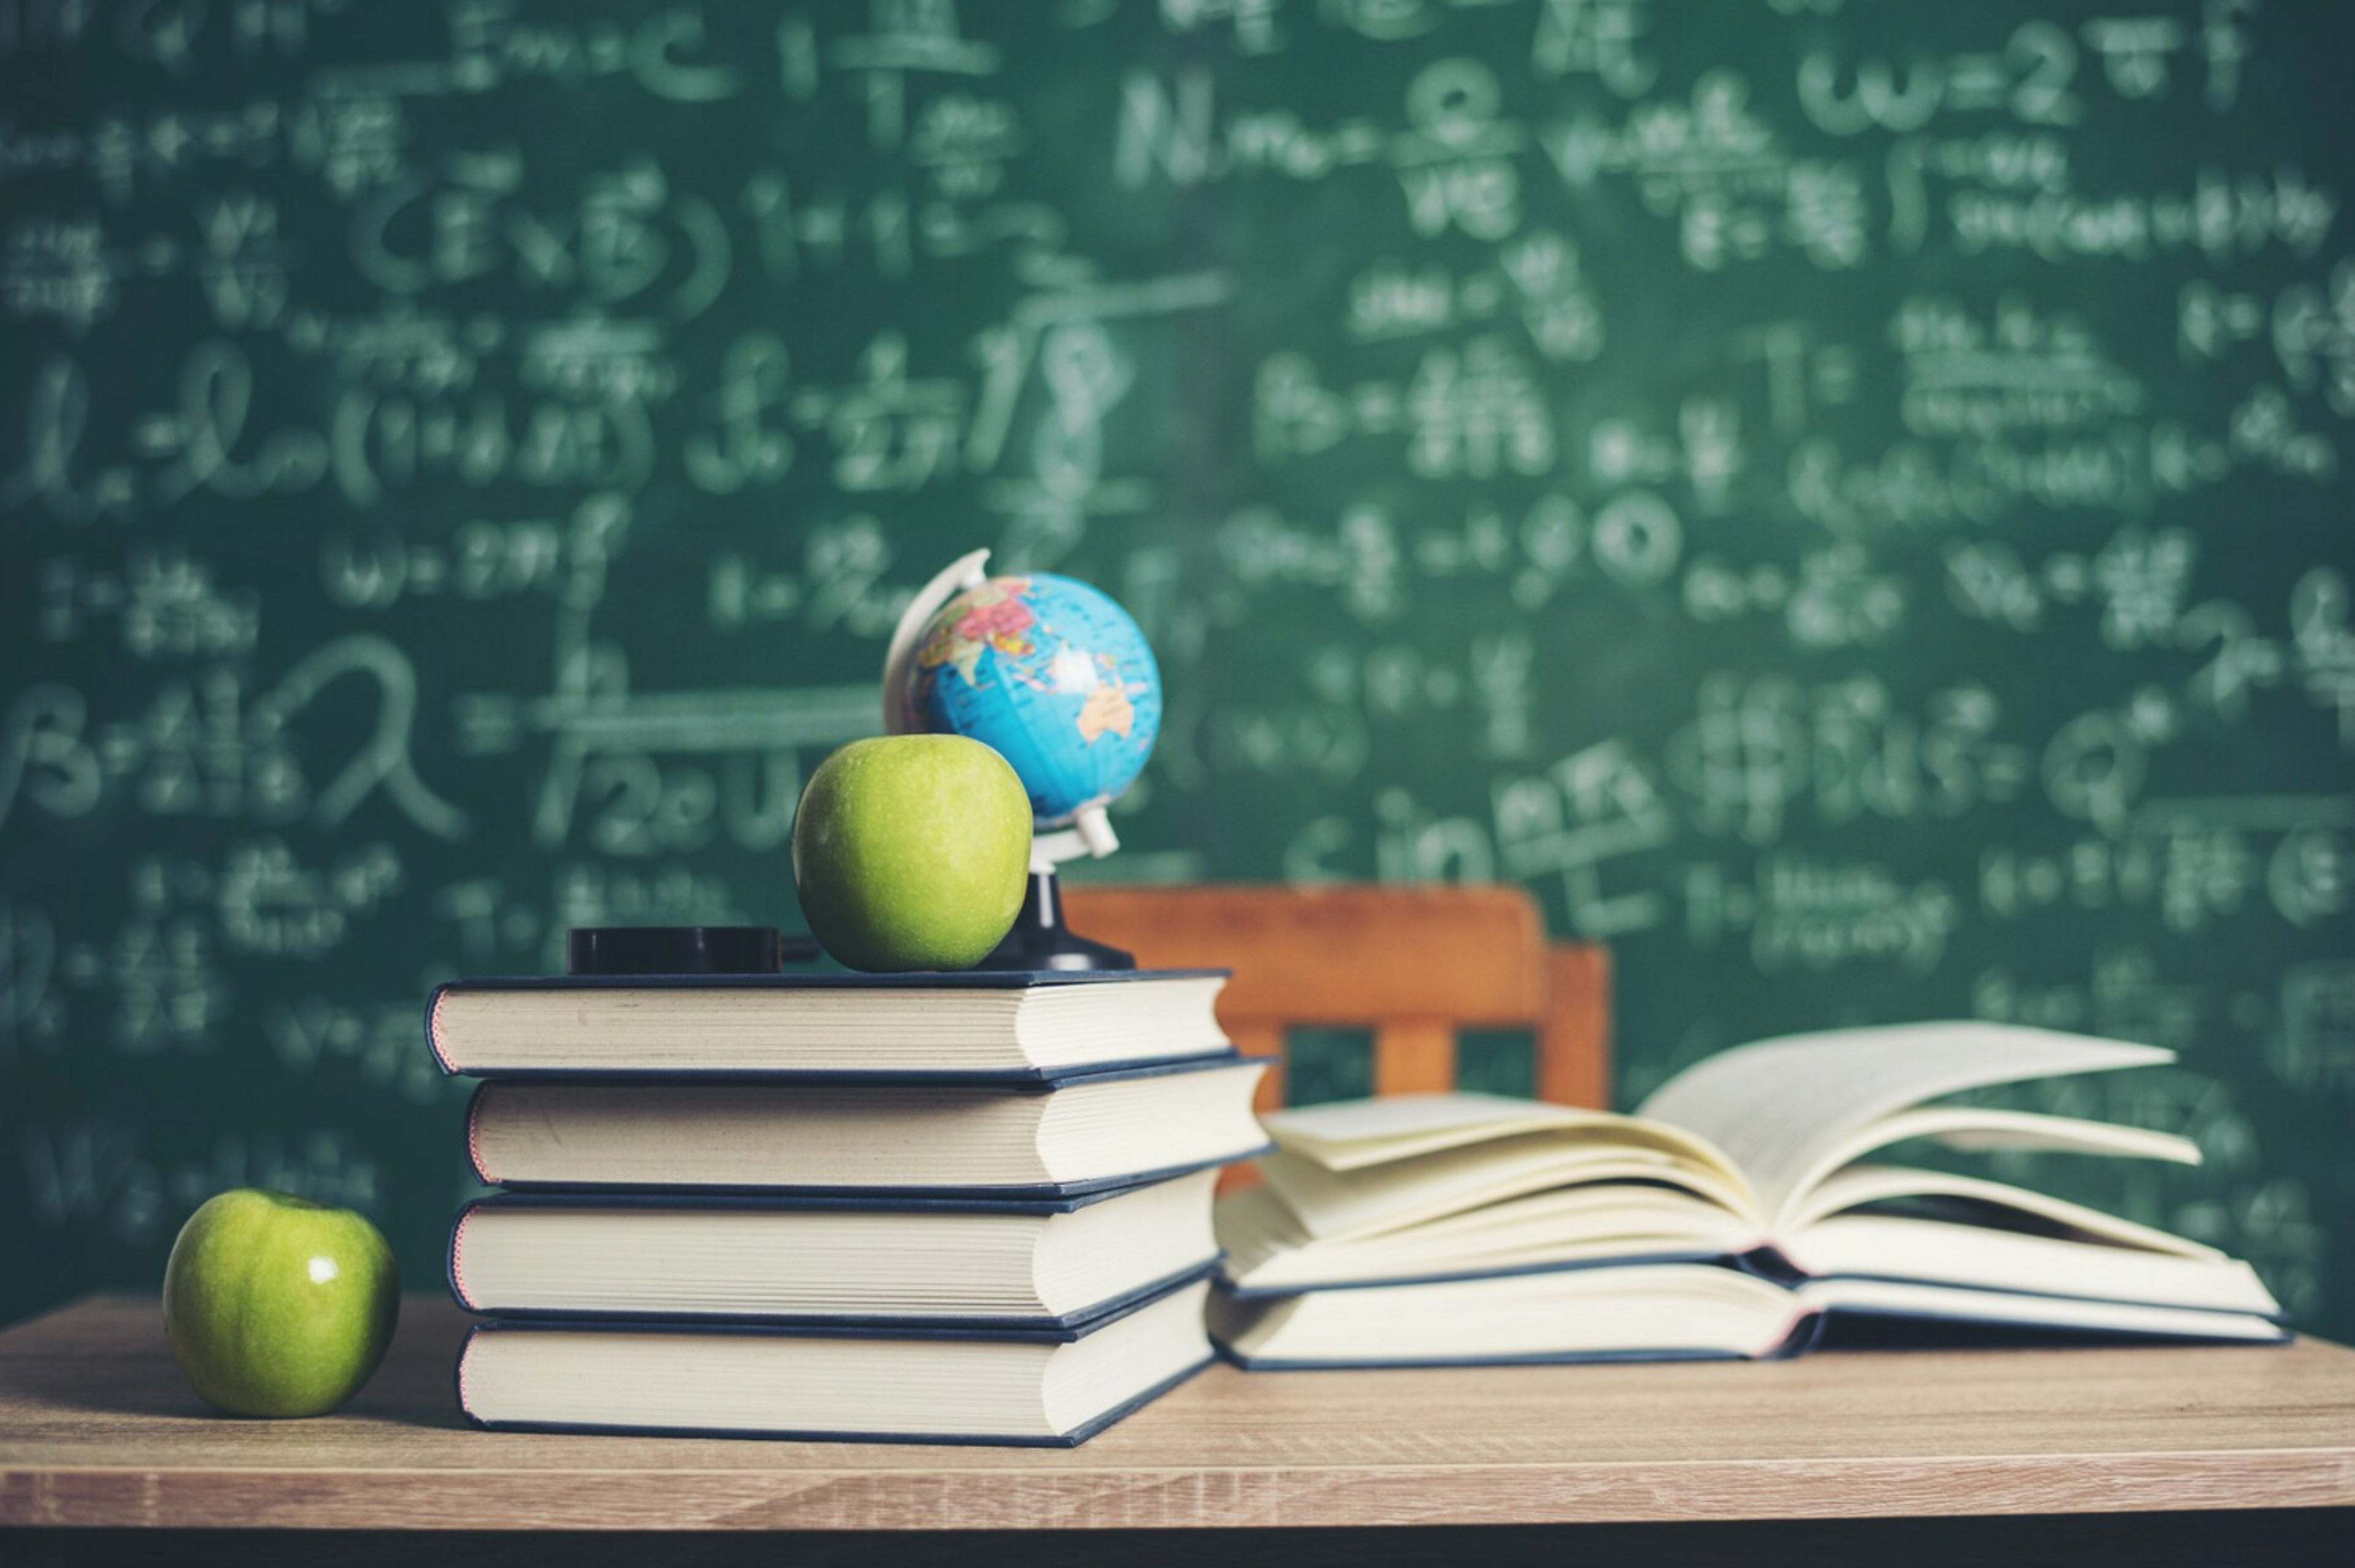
[905,573,1163,826]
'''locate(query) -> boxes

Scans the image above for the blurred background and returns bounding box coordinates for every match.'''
[1,0,2348,1336]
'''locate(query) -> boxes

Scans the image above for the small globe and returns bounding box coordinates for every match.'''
[896,573,1162,827]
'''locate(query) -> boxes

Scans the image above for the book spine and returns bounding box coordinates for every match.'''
[424,984,458,1075]
[1766,1304,1829,1361]
[446,1199,485,1312]
[453,1321,488,1428]
[464,1082,495,1185]
[1734,1244,1807,1285]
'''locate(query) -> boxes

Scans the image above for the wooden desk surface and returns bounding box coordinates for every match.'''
[2,1294,2351,1532]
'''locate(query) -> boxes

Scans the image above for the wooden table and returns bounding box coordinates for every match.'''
[2,1295,2350,1566]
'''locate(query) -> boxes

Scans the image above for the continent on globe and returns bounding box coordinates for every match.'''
[914,579,1037,692]
[1077,677,1135,743]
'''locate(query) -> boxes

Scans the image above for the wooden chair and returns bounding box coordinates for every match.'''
[1060,884,1610,1122]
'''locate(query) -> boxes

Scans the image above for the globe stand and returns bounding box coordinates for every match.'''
[882,549,1154,975]
[978,870,1135,971]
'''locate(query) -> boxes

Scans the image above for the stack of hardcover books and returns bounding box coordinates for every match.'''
[429,965,1267,1444]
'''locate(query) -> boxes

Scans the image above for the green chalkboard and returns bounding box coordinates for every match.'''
[3,0,2351,1337]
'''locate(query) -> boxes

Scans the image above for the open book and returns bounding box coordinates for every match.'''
[1211,1023,2288,1367]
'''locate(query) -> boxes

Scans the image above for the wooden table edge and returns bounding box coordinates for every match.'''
[6,1447,2353,1531]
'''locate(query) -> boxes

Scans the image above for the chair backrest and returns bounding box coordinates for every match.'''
[1060,884,1611,1117]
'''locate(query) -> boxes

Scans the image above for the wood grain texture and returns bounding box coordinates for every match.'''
[4,1295,2351,1532]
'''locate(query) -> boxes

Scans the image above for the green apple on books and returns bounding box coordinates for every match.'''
[791,733,1032,973]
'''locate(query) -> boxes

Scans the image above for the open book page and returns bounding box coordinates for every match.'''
[1633,1023,2173,1223]
[1257,1092,1671,1172]
[1783,1163,2225,1258]
[1219,1179,1762,1291]
[1258,1127,1763,1242]
[1791,1219,2283,1319]
[1760,1106,2200,1233]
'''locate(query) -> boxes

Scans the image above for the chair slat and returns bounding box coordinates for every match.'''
[1374,1020,1456,1095]
[1059,884,1610,1122]
[1537,944,1612,1108]
[1066,885,1544,1024]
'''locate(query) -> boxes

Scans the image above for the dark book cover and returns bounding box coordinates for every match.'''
[429,967,1234,1082]
[454,1271,1215,1446]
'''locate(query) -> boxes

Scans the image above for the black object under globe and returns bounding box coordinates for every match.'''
[978,871,1135,971]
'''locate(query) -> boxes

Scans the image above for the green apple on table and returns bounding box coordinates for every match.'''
[792,734,1033,971]
[162,1188,400,1418]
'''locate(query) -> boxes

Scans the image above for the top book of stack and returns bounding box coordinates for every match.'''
[427,969,1233,1081]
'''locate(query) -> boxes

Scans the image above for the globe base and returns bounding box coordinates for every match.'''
[978,870,1137,972]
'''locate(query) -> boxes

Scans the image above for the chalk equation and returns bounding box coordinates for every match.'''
[2,0,2349,1336]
